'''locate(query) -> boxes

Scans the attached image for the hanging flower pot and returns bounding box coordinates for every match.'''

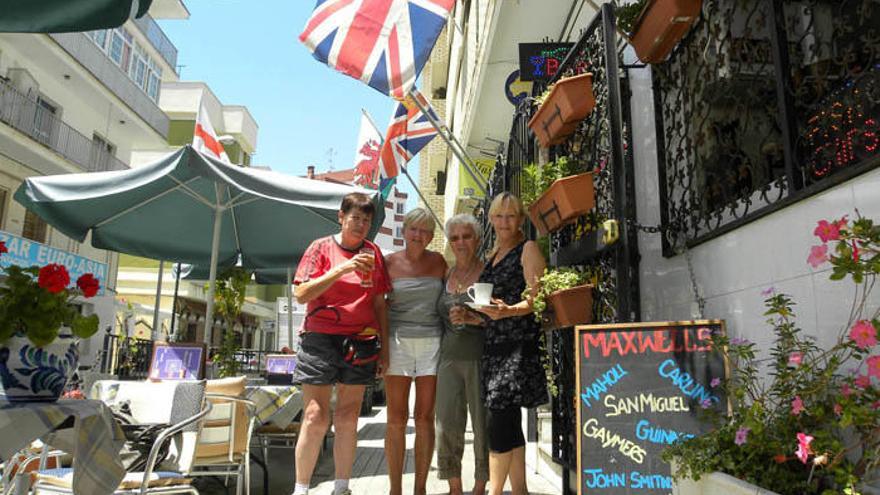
[528,73,595,148]
[0,330,79,403]
[629,0,703,64]
[547,284,593,328]
[527,172,595,236]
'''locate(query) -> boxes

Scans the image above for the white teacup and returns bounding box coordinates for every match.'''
[467,283,494,306]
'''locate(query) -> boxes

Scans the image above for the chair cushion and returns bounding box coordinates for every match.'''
[196,376,248,458]
[36,468,192,489]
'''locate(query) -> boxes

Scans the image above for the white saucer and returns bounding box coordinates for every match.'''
[465,302,495,310]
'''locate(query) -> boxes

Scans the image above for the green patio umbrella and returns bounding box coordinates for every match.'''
[14,145,383,344]
[0,0,153,33]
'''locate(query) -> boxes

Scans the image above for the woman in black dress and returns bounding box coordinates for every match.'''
[473,192,547,495]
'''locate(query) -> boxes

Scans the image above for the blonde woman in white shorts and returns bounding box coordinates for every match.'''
[384,207,447,495]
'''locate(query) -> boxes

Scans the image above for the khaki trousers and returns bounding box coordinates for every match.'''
[434,357,489,480]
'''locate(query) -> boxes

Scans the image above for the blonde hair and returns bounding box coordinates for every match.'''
[487,192,525,258]
[403,207,436,232]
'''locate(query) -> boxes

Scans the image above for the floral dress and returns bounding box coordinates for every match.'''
[478,241,548,411]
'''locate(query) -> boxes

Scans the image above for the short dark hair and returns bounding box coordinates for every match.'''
[340,192,375,217]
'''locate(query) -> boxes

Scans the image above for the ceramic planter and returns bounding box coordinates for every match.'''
[528,73,595,148]
[671,467,780,495]
[630,0,703,64]
[0,331,79,402]
[547,284,593,328]
[527,172,595,236]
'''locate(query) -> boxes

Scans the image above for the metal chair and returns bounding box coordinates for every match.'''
[32,401,213,495]
[187,393,257,495]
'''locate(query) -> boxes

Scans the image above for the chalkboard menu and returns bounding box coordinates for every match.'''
[576,321,728,494]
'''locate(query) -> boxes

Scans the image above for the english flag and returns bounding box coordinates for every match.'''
[379,88,439,180]
[298,0,455,99]
[193,104,230,163]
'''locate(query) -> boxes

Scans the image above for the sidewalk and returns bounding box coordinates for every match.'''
[230,404,558,495]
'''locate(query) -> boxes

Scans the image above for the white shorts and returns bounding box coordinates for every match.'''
[386,334,441,377]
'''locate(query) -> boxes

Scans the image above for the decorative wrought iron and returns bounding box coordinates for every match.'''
[654,0,880,251]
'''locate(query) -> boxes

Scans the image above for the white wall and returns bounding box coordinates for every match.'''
[628,61,880,353]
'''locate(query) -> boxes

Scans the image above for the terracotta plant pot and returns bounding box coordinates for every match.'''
[527,172,595,236]
[547,284,593,328]
[528,73,595,148]
[630,0,703,64]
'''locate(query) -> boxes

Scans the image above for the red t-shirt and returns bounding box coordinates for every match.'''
[293,236,391,335]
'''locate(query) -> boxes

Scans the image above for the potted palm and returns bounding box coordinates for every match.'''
[618,0,703,64]
[522,157,596,236]
[528,73,595,148]
[664,215,880,495]
[0,242,101,402]
[530,268,593,328]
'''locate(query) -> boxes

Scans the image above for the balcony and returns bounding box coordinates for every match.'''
[132,14,179,73]
[0,80,129,172]
[48,32,170,138]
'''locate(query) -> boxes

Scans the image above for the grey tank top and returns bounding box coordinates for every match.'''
[388,277,444,338]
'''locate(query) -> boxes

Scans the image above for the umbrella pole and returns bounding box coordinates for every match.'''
[170,266,181,338]
[152,261,164,341]
[204,192,224,347]
[286,266,293,351]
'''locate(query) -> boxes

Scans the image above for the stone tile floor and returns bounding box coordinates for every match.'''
[197,404,558,495]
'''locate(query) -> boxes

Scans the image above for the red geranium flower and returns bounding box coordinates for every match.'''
[76,273,100,298]
[38,263,70,293]
[0,241,7,254]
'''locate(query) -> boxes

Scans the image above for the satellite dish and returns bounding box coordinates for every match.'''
[171,263,194,279]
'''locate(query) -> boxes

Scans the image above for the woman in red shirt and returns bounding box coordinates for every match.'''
[290,192,391,495]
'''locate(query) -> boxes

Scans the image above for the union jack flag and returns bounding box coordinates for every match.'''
[379,88,440,179]
[299,0,455,99]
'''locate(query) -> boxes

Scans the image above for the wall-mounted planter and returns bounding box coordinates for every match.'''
[547,284,593,328]
[527,172,595,236]
[528,73,595,148]
[630,0,703,64]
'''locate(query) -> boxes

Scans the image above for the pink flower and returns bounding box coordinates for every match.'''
[795,433,814,464]
[855,374,871,389]
[791,396,805,415]
[700,399,712,409]
[814,219,842,242]
[849,320,878,349]
[841,384,853,397]
[788,352,803,366]
[807,244,829,268]
[710,377,721,388]
[852,240,860,262]
[761,286,775,296]
[872,401,880,410]
[734,427,750,446]
[867,356,880,380]
[833,403,843,416]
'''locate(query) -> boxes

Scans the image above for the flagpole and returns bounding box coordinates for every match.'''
[407,89,489,196]
[361,108,445,237]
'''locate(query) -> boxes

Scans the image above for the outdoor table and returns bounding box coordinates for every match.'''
[0,398,126,495]
[244,384,302,429]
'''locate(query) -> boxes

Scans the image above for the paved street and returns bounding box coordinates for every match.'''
[197,404,558,495]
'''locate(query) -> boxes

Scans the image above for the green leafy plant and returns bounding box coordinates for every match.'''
[532,84,554,107]
[663,214,880,494]
[615,0,648,34]
[0,241,100,346]
[528,267,591,398]
[530,267,591,323]
[208,267,250,378]
[520,156,577,208]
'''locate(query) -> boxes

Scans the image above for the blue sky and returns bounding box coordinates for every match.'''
[158,0,418,203]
